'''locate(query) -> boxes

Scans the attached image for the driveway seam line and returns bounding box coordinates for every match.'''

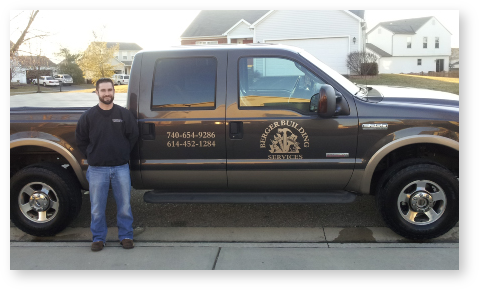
[212,247,221,270]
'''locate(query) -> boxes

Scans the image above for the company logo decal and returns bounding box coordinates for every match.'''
[362,123,388,130]
[260,120,309,159]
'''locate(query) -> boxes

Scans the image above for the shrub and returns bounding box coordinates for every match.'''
[346,51,378,76]
[361,63,378,76]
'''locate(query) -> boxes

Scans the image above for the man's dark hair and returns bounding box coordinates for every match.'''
[96,78,114,91]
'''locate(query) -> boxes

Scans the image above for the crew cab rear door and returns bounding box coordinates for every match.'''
[225,48,358,191]
[137,49,227,190]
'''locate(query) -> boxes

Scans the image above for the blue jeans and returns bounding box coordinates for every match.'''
[86,163,133,243]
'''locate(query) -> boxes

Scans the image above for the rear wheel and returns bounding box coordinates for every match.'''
[376,163,459,240]
[10,164,82,236]
[43,82,46,87]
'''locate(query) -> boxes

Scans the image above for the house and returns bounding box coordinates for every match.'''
[181,10,366,74]
[107,42,142,75]
[11,55,57,84]
[366,16,452,74]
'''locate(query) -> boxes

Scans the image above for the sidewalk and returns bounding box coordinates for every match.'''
[10,226,459,270]
[11,241,458,270]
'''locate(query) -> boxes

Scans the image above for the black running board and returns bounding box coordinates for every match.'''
[143,190,356,204]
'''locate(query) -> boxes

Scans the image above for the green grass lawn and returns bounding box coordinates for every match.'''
[350,74,459,95]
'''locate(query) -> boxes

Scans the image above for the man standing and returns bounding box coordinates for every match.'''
[75,78,139,252]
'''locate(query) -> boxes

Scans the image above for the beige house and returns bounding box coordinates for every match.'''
[107,42,142,75]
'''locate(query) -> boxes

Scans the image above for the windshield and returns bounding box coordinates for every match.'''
[299,50,366,97]
[63,74,71,78]
[124,76,129,79]
[46,77,54,80]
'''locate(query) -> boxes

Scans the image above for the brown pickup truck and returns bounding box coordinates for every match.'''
[10,44,459,240]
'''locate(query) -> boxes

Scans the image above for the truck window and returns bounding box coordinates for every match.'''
[238,57,324,114]
[151,57,217,109]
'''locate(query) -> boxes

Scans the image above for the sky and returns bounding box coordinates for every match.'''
[9,9,459,64]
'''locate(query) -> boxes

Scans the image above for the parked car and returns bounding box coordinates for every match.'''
[32,76,60,87]
[112,74,129,85]
[53,74,74,86]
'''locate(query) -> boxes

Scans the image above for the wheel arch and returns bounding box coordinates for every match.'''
[10,138,88,189]
[350,135,459,194]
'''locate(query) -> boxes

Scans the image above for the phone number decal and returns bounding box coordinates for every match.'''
[167,132,216,139]
[167,141,216,148]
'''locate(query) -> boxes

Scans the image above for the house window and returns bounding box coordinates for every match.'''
[418,59,422,65]
[435,37,440,48]
[423,37,427,48]
[123,56,127,60]
[195,41,218,45]
[407,37,411,48]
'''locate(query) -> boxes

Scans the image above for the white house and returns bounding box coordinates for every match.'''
[11,55,58,84]
[366,16,452,74]
[181,10,366,74]
[107,42,142,75]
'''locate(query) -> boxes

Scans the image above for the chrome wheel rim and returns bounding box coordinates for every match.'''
[397,180,447,225]
[18,182,59,223]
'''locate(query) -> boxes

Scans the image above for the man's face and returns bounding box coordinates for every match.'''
[96,82,115,105]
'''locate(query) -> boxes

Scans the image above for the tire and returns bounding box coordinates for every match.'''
[43,82,46,87]
[374,158,444,196]
[376,163,459,240]
[118,81,121,86]
[10,164,82,236]
[24,162,83,219]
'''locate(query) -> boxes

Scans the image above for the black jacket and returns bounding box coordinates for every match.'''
[75,104,139,166]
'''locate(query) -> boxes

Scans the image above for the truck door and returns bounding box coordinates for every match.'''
[137,49,227,190]
[225,49,358,191]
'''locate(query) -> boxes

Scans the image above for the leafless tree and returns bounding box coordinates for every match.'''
[346,51,378,76]
[19,43,46,93]
[10,10,47,57]
[10,53,21,84]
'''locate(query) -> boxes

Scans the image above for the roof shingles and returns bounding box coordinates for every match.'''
[374,16,433,34]
[181,10,365,38]
[366,43,392,57]
[17,56,57,67]
[106,42,142,50]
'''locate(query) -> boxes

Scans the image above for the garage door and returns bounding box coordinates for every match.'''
[266,37,349,74]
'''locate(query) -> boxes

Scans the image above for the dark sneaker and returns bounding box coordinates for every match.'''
[91,241,104,252]
[120,239,134,249]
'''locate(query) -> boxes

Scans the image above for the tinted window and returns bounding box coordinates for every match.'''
[238,57,324,114]
[152,57,216,109]
[124,76,129,79]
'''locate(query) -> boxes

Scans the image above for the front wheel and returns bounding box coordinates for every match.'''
[10,165,82,236]
[376,163,459,240]
[43,82,46,87]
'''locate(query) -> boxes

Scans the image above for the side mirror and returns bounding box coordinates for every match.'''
[317,85,336,118]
